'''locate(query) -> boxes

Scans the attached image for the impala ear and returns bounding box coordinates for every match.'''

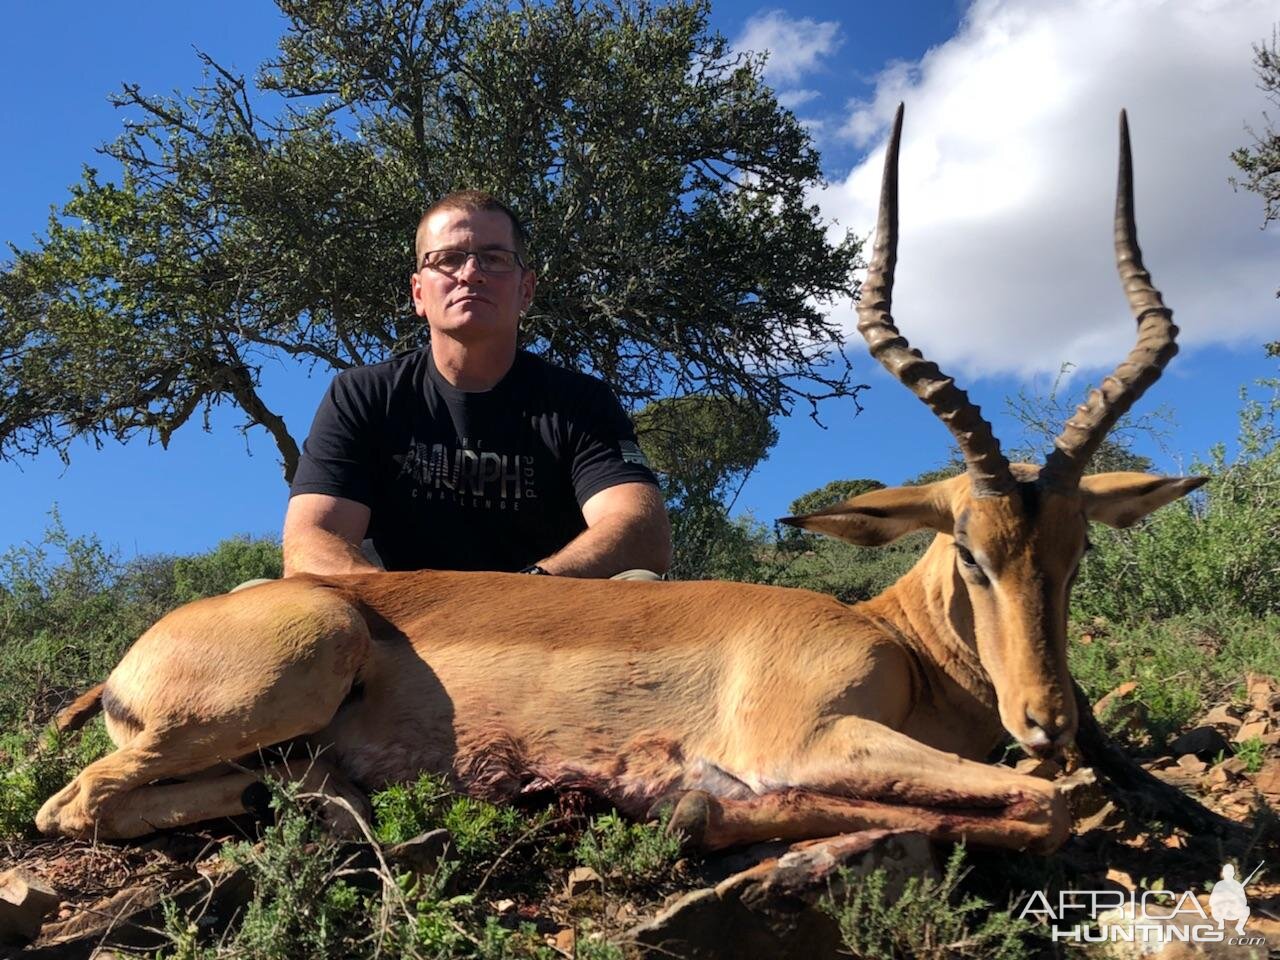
[1079,472,1207,528]
[781,483,953,546]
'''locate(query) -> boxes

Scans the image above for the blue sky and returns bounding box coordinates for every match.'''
[3,1,1277,561]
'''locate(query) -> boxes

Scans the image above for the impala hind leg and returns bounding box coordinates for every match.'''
[38,752,370,840]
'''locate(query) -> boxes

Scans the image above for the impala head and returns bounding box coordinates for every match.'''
[784,106,1205,756]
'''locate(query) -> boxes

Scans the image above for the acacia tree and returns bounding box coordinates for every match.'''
[1233,29,1280,316]
[634,394,777,579]
[0,0,861,482]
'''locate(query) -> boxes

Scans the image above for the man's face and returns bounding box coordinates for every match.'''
[410,208,535,346]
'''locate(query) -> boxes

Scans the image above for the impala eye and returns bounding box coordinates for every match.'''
[955,544,989,585]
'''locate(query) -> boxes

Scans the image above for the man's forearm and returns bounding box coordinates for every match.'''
[283,529,382,577]
[539,511,672,578]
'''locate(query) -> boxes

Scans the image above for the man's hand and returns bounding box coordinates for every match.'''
[283,494,381,577]
[536,483,672,578]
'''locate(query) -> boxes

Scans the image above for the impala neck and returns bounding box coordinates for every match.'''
[861,537,1000,730]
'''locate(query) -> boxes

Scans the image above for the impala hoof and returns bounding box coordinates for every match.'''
[666,790,719,851]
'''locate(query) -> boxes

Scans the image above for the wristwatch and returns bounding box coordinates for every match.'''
[518,564,552,575]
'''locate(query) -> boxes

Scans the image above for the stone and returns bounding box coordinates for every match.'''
[1014,757,1062,779]
[627,829,936,960]
[1168,726,1231,761]
[1058,767,1108,820]
[31,861,250,953]
[553,927,576,953]
[1093,681,1139,719]
[386,828,451,875]
[1075,800,1125,834]
[1202,704,1243,732]
[1234,720,1270,743]
[0,869,60,946]
[566,866,603,897]
[1246,672,1276,712]
[1175,754,1208,773]
[1255,760,1280,796]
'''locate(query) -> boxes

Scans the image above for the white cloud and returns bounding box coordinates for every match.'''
[735,9,842,85]
[819,0,1279,380]
[776,87,822,110]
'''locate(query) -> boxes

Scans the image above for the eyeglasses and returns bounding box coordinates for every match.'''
[419,248,525,275]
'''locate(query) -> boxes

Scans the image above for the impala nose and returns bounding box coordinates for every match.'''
[1024,710,1072,754]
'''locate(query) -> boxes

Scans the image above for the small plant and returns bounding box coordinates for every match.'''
[572,810,683,890]
[1236,736,1267,774]
[0,722,112,839]
[819,845,1038,960]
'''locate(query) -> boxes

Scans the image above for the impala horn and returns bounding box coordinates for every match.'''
[1039,111,1179,490]
[857,103,1016,498]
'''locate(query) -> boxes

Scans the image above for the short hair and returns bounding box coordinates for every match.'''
[415,190,530,265]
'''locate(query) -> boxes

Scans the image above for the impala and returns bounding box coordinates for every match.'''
[38,107,1205,854]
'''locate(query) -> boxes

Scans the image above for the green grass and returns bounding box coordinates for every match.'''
[572,810,684,890]
[1068,612,1280,747]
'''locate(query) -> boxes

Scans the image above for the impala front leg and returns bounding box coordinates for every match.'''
[684,717,1068,853]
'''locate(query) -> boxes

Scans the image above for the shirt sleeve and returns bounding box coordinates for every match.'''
[566,378,660,507]
[289,372,377,506]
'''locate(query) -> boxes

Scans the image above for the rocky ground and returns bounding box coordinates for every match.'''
[2,676,1278,959]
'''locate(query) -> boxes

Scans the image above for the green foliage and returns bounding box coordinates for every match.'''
[820,845,1037,960]
[1072,377,1280,621]
[0,516,281,836]
[0,723,112,839]
[170,537,283,604]
[0,513,281,729]
[1232,30,1280,257]
[636,395,779,580]
[1235,736,1267,774]
[746,477,932,603]
[573,810,683,889]
[786,478,885,518]
[1069,613,1280,746]
[1004,362,1168,473]
[0,0,861,482]
[372,773,560,889]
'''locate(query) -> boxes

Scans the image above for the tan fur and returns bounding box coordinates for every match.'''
[35,467,1202,854]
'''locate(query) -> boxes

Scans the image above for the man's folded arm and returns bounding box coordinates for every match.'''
[282,493,380,577]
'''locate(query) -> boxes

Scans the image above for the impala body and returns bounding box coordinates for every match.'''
[37,109,1201,854]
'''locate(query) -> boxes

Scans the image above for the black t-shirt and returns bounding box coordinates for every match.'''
[290,348,657,572]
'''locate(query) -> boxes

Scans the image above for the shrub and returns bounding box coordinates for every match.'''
[1073,379,1280,621]
[572,810,682,890]
[819,845,1037,960]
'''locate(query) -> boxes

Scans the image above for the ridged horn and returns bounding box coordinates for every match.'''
[1040,111,1179,490]
[856,103,1015,498]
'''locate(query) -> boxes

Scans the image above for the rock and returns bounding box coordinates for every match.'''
[1015,757,1062,779]
[30,861,250,954]
[627,829,936,960]
[553,927,576,953]
[1204,764,1237,789]
[1093,681,1139,719]
[1058,767,1108,820]
[386,828,451,875]
[566,866,603,897]
[1234,720,1270,743]
[1255,759,1280,796]
[0,869,60,946]
[1246,672,1277,712]
[1169,726,1231,761]
[1175,754,1208,773]
[1075,800,1125,834]
[1202,704,1244,732]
